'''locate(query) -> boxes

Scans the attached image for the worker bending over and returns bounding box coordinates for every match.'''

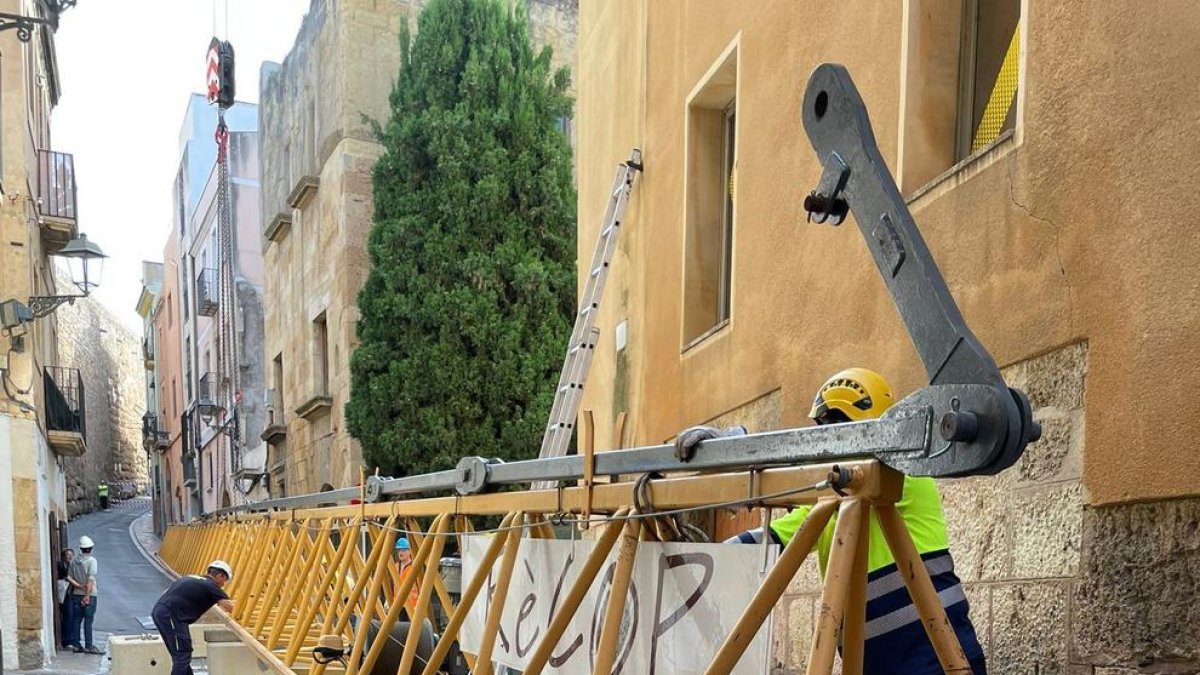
[675,368,987,675]
[152,560,235,675]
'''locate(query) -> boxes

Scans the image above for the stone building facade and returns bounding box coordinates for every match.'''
[576,2,1199,672]
[182,123,268,513]
[0,0,95,666]
[258,0,578,496]
[156,95,265,518]
[56,280,147,516]
[154,231,192,524]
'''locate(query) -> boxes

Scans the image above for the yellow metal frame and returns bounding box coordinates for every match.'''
[160,460,970,674]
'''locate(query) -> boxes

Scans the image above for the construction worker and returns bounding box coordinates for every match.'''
[56,548,75,649]
[152,560,235,675]
[674,368,987,675]
[97,480,109,510]
[394,537,419,618]
[67,536,101,654]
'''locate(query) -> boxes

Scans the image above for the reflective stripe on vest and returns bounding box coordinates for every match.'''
[864,583,967,640]
[865,553,955,601]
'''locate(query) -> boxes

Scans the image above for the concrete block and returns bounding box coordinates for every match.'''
[784,553,823,595]
[1011,481,1083,579]
[1015,410,1083,485]
[189,622,224,658]
[938,477,1011,582]
[784,595,815,674]
[990,582,1069,675]
[1000,341,1087,412]
[109,634,173,675]
[962,583,991,655]
[1073,499,1200,667]
[207,641,274,673]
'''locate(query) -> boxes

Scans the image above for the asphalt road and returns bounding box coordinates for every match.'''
[66,498,170,636]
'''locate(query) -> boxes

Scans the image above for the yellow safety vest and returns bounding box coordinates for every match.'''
[768,476,949,575]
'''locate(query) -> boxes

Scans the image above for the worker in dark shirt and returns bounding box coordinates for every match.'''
[152,560,235,675]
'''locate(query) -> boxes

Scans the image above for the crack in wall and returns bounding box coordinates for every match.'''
[1006,162,1079,334]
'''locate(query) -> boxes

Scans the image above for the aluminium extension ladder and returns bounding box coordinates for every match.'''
[534,149,643,488]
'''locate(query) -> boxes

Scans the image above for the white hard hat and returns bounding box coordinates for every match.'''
[208,560,233,580]
[79,536,94,549]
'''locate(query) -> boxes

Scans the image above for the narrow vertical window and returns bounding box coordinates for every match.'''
[956,0,1021,158]
[273,353,285,423]
[314,312,329,395]
[897,0,1022,193]
[683,41,738,347]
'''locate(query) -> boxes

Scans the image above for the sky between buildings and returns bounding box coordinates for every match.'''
[51,0,311,331]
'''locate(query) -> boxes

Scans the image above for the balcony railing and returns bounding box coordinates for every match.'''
[38,149,77,221]
[182,449,197,487]
[197,372,222,416]
[261,388,287,444]
[196,268,218,316]
[142,334,155,370]
[181,411,198,486]
[37,150,77,252]
[141,413,170,451]
[231,437,244,475]
[45,366,86,445]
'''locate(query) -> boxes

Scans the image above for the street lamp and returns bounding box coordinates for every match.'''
[0,1,75,42]
[1,233,106,342]
[57,232,105,295]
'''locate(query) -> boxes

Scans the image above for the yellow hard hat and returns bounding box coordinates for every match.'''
[809,368,894,423]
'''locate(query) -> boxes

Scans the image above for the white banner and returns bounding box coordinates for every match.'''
[460,535,776,674]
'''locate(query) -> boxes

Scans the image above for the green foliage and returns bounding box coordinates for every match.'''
[347,0,576,477]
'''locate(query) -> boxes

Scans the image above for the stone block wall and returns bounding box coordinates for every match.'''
[55,289,148,516]
[260,0,579,496]
[768,342,1200,674]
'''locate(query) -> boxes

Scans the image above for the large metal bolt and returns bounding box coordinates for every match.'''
[803,191,849,224]
[939,409,979,443]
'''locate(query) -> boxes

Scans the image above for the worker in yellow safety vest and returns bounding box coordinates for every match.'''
[674,368,987,675]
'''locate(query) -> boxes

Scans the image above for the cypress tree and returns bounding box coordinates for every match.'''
[347,0,576,477]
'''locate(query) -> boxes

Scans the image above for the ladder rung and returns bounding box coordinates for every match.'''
[537,151,641,465]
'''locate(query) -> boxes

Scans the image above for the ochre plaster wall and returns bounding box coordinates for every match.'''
[577,2,1200,670]
[576,0,1200,506]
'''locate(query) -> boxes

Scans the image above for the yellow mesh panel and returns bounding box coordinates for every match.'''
[971,26,1021,152]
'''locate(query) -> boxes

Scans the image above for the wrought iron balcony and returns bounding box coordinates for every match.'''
[181,411,198,487]
[182,450,198,487]
[142,333,155,370]
[196,268,218,316]
[231,441,244,476]
[141,413,170,451]
[261,388,287,444]
[36,150,78,253]
[45,366,85,456]
[197,372,222,416]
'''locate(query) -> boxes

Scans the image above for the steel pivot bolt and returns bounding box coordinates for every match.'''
[939,403,979,443]
[803,191,849,224]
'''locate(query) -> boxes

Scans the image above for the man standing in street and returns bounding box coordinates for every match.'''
[56,548,75,650]
[67,536,102,654]
[152,560,234,675]
[97,480,109,510]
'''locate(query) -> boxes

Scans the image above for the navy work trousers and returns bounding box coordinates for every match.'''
[151,604,194,675]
